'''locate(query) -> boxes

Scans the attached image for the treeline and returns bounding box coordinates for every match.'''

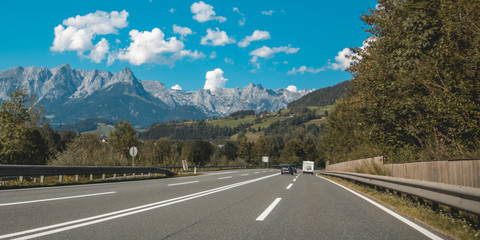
[140,120,249,141]
[321,0,480,163]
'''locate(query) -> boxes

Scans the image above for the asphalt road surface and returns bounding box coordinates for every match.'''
[0,169,448,240]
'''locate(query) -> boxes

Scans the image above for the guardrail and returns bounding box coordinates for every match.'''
[0,165,174,185]
[320,171,480,216]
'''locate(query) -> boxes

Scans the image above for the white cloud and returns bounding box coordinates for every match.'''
[51,10,128,63]
[171,84,182,90]
[238,30,270,48]
[173,24,193,40]
[286,85,297,92]
[172,49,206,61]
[204,68,227,91]
[262,10,274,16]
[224,57,234,64]
[330,48,353,70]
[249,45,299,68]
[209,51,217,59]
[200,28,235,46]
[233,7,246,26]
[287,65,324,75]
[191,1,226,23]
[169,8,175,13]
[88,38,110,63]
[116,28,184,65]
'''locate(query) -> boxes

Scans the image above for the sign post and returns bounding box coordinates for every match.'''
[262,156,269,168]
[129,146,138,167]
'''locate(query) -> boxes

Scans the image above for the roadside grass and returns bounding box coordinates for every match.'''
[322,175,480,240]
[0,173,178,190]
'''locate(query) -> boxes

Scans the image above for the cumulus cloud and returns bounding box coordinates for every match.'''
[329,48,354,70]
[209,51,217,59]
[204,68,228,91]
[169,8,175,13]
[171,84,182,90]
[249,45,299,68]
[172,50,206,61]
[173,24,193,39]
[51,10,128,63]
[116,28,184,65]
[286,85,297,92]
[233,7,246,26]
[238,30,270,48]
[200,28,235,46]
[287,65,324,75]
[224,57,234,64]
[262,10,274,16]
[191,1,226,23]
[51,10,128,54]
[87,38,110,63]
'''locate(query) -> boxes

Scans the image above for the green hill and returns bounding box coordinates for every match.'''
[288,80,350,108]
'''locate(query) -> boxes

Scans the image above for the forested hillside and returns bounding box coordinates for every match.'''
[288,80,350,108]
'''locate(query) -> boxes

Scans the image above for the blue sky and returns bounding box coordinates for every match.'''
[0,0,377,91]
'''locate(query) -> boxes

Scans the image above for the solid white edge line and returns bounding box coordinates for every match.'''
[0,173,280,240]
[0,192,116,207]
[256,198,282,221]
[286,183,293,189]
[319,176,443,240]
[167,181,199,186]
[218,176,232,179]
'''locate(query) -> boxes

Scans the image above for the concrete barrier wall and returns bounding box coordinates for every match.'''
[326,157,480,188]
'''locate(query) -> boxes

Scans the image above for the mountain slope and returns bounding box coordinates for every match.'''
[288,80,350,108]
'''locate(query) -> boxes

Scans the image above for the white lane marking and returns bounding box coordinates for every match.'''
[262,171,267,173]
[206,171,237,176]
[256,198,282,221]
[167,181,199,186]
[218,176,232,180]
[0,192,116,207]
[319,176,443,240]
[254,172,260,174]
[286,183,293,190]
[241,174,249,176]
[1,173,280,240]
[293,179,297,182]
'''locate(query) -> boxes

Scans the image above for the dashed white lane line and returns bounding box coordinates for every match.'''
[241,174,250,176]
[286,183,293,190]
[254,172,260,174]
[256,198,282,221]
[218,176,232,180]
[167,181,199,186]
[293,179,297,182]
[320,176,443,240]
[0,192,116,207]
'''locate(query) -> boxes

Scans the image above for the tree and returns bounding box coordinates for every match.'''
[109,120,139,158]
[323,0,480,162]
[0,89,52,164]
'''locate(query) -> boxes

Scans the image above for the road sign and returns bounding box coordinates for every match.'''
[129,147,138,157]
[262,156,269,163]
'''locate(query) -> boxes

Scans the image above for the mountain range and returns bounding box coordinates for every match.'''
[0,64,310,127]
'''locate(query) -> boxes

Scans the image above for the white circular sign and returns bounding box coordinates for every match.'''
[129,146,138,157]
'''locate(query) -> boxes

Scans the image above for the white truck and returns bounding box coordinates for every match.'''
[302,161,315,174]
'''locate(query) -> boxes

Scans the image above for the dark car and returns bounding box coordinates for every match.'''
[281,164,296,175]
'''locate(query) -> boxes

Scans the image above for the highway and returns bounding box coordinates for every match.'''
[0,169,447,240]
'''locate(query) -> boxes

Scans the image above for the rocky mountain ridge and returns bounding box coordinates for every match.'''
[0,65,310,127]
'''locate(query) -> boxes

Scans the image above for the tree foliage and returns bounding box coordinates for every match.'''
[323,0,480,163]
[0,89,53,164]
[109,120,139,158]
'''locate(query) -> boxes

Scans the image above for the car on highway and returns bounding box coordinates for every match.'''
[281,164,297,175]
